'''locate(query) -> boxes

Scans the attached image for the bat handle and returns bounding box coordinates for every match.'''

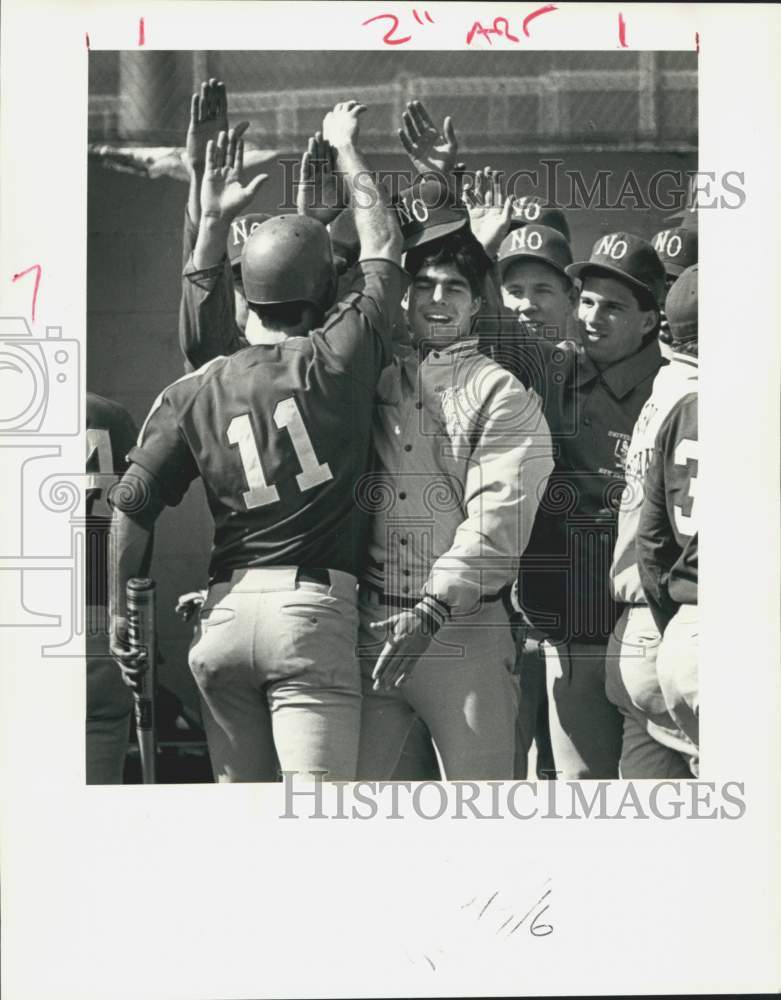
[126,579,157,784]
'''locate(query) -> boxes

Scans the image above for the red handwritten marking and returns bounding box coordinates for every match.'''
[12,265,42,324]
[466,16,519,45]
[424,10,434,23]
[495,17,519,41]
[138,16,145,46]
[522,4,557,38]
[413,9,423,25]
[618,12,628,47]
[85,32,90,48]
[695,31,700,53]
[362,13,411,45]
[466,21,491,45]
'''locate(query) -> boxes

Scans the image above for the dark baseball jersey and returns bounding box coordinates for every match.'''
[126,260,405,580]
[517,336,666,644]
[637,392,698,633]
[86,392,139,607]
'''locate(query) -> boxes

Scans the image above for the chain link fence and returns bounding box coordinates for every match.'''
[89,50,697,154]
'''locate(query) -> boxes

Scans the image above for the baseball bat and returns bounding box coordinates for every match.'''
[126,577,157,784]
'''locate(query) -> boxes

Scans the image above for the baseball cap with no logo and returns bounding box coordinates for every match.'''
[508,196,571,243]
[497,224,573,279]
[395,176,469,250]
[652,226,698,278]
[567,231,666,308]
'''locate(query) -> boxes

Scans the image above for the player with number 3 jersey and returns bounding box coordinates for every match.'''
[110,101,404,781]
[638,391,699,766]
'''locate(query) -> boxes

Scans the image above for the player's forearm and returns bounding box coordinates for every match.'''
[109,510,154,624]
[181,252,243,369]
[335,143,401,263]
[193,215,232,270]
[187,165,204,231]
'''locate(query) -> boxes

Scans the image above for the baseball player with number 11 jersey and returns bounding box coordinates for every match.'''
[111,100,404,782]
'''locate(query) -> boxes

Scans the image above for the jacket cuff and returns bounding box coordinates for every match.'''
[183,250,227,283]
[413,593,451,635]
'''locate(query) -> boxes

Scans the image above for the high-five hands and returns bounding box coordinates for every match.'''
[322,100,367,150]
[461,166,515,257]
[398,100,459,178]
[200,128,268,223]
[297,131,346,225]
[186,78,248,176]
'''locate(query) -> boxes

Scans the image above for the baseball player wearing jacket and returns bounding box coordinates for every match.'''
[356,229,554,780]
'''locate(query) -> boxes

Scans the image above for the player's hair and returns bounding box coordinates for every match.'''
[249,300,316,330]
[405,231,492,299]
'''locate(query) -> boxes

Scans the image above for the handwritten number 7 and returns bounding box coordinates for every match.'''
[12,264,42,324]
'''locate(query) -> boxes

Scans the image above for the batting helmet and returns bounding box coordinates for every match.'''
[241,215,335,308]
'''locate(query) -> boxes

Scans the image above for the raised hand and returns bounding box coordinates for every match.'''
[186,78,248,175]
[322,100,367,150]
[398,100,458,177]
[462,166,514,257]
[200,128,268,224]
[296,132,346,225]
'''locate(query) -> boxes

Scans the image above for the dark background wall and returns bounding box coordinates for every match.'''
[87,50,696,712]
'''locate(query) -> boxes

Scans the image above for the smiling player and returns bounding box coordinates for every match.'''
[357,228,554,779]
[516,232,667,779]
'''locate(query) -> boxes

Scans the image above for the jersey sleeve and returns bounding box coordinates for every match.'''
[311,259,407,385]
[636,410,683,633]
[179,247,245,372]
[112,405,140,474]
[126,389,199,508]
[181,204,199,269]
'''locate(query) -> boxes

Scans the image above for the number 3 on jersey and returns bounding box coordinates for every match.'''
[673,437,698,536]
[227,397,333,510]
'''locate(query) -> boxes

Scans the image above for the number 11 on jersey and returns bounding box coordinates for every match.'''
[227,398,333,510]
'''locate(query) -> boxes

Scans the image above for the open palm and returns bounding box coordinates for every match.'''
[462,166,514,256]
[399,100,458,177]
[296,131,346,225]
[200,129,267,222]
